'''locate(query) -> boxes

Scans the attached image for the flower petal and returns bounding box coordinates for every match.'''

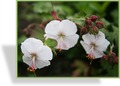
[21,44,31,57]
[37,46,53,60]
[63,34,79,50]
[21,38,43,54]
[82,33,95,45]
[94,31,106,45]
[36,60,50,69]
[96,39,110,51]
[44,34,59,40]
[30,57,36,70]
[80,41,91,53]
[56,37,68,50]
[45,20,60,36]
[22,56,34,67]
[59,20,77,36]
[92,49,104,59]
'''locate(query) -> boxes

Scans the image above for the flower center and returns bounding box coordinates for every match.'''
[31,53,37,58]
[90,42,96,49]
[58,32,65,39]
[27,53,37,72]
[86,45,96,64]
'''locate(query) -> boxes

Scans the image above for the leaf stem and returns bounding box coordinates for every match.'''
[33,71,37,77]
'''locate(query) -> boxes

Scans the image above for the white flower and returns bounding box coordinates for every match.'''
[21,38,53,70]
[80,31,110,59]
[44,19,79,50]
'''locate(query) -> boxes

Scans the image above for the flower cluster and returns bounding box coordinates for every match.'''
[81,15,104,35]
[102,45,118,64]
[21,19,79,71]
[20,9,116,75]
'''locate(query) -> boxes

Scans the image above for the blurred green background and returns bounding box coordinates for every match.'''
[17,1,118,77]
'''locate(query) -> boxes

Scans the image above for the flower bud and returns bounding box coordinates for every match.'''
[114,56,118,63]
[89,26,99,35]
[96,21,104,29]
[90,15,98,22]
[108,51,118,64]
[85,19,92,25]
[81,26,88,35]
[102,55,108,60]
[109,57,113,64]
[51,11,61,21]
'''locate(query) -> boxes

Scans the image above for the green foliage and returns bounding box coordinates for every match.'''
[100,60,118,76]
[18,1,118,77]
[33,2,52,13]
[45,38,57,49]
[100,18,118,46]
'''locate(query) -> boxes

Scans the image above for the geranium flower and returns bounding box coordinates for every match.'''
[80,31,110,62]
[21,38,53,71]
[44,19,79,50]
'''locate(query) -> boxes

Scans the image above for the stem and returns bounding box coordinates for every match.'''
[50,2,61,21]
[52,48,57,55]
[75,22,82,28]
[90,60,92,65]
[33,71,37,77]
[51,2,54,11]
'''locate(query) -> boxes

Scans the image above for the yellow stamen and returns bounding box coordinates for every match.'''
[86,54,95,65]
[27,67,35,72]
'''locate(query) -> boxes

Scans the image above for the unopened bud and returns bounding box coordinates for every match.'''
[89,26,99,35]
[51,11,61,21]
[109,57,113,64]
[108,51,118,64]
[96,21,104,28]
[85,19,92,25]
[102,55,108,60]
[81,26,88,35]
[114,56,118,63]
[110,52,116,57]
[90,15,98,22]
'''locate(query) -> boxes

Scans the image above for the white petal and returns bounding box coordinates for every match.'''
[63,34,79,50]
[37,46,53,60]
[36,60,50,69]
[45,20,60,36]
[21,38,43,54]
[98,31,105,37]
[22,56,32,67]
[92,49,104,59]
[96,39,110,51]
[80,41,91,53]
[21,44,31,57]
[59,20,77,36]
[56,38,68,50]
[30,57,36,70]
[94,31,106,45]
[44,34,59,40]
[82,33,95,45]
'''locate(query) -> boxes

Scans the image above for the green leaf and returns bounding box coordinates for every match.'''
[67,16,85,26]
[33,2,51,13]
[100,60,112,71]
[45,38,57,48]
[18,35,27,44]
[31,26,45,41]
